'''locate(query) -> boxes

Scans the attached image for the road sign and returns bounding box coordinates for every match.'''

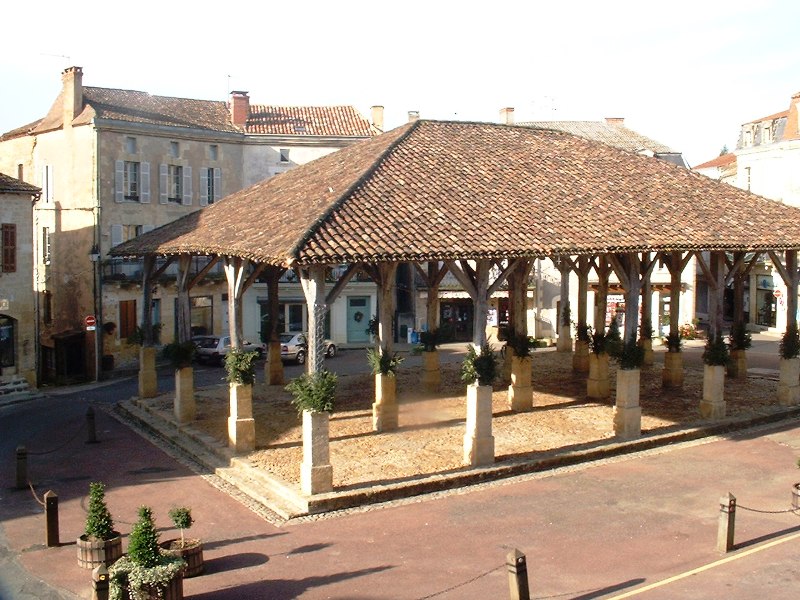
[773,289,783,298]
[85,315,97,329]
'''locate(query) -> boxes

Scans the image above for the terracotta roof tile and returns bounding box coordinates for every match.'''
[111,120,800,265]
[246,105,374,137]
[694,153,736,170]
[518,120,677,154]
[0,172,40,195]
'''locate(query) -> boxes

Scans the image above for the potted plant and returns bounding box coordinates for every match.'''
[161,507,204,578]
[638,318,654,365]
[587,328,611,400]
[163,341,196,424]
[778,325,800,406]
[461,340,498,387]
[461,340,497,466]
[367,347,404,430]
[109,506,185,600]
[162,341,195,370]
[419,329,441,392]
[224,349,258,386]
[573,324,591,372]
[285,371,337,494]
[77,482,123,569]
[701,334,729,419]
[505,331,533,411]
[727,322,752,378]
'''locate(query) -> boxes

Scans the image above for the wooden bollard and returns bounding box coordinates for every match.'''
[86,406,98,444]
[506,548,530,600]
[717,492,736,553]
[16,445,27,489]
[44,490,59,547]
[92,564,109,600]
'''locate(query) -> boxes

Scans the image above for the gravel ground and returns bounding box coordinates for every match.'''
[141,351,781,490]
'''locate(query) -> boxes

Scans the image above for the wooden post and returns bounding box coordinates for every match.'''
[44,490,59,547]
[557,257,572,351]
[300,265,329,374]
[266,267,285,385]
[16,445,27,489]
[594,256,611,335]
[717,492,736,553]
[506,548,530,600]
[176,255,192,343]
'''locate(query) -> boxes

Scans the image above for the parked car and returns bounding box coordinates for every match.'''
[192,335,265,365]
[279,332,336,364]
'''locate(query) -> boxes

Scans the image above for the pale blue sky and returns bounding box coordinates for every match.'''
[2,0,799,166]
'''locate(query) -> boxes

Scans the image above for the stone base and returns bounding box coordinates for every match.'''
[174,367,195,423]
[587,353,610,400]
[422,351,441,393]
[573,340,589,373]
[227,417,255,453]
[301,463,333,495]
[508,384,533,412]
[778,358,800,406]
[463,433,495,466]
[613,406,642,440]
[701,365,725,419]
[267,341,284,385]
[727,349,747,379]
[373,374,398,431]
[138,346,158,398]
[662,351,684,388]
[557,335,573,353]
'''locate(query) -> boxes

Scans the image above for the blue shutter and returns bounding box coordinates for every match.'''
[213,167,222,202]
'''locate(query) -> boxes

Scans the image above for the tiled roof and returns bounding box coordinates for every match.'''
[246,105,374,137]
[0,118,44,141]
[0,172,40,195]
[743,109,788,125]
[694,153,736,170]
[518,120,676,154]
[110,120,800,265]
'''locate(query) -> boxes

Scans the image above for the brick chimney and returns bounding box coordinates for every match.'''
[605,117,625,126]
[499,107,515,125]
[786,91,800,139]
[62,66,84,125]
[371,105,384,132]
[230,91,250,127]
[408,110,420,123]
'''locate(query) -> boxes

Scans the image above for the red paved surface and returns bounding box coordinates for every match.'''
[2,399,800,599]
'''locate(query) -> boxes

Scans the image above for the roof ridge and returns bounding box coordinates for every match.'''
[85,86,226,105]
[286,120,421,264]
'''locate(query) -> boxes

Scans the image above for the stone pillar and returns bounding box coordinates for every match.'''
[640,338,653,367]
[614,369,641,440]
[587,353,610,399]
[663,351,684,388]
[300,410,333,495]
[701,365,726,419]
[573,339,590,372]
[727,349,747,379]
[464,383,495,466]
[174,367,195,424]
[778,358,800,406]
[421,350,440,393]
[227,382,255,453]
[266,341,284,385]
[507,355,533,411]
[138,346,158,398]
[373,373,398,431]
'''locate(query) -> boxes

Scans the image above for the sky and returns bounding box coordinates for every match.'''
[2,0,799,167]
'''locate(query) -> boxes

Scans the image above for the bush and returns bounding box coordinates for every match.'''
[366,346,404,376]
[576,324,592,343]
[781,326,800,359]
[679,322,698,340]
[224,349,258,385]
[162,340,195,369]
[605,319,623,358]
[639,318,653,341]
[461,340,498,386]
[589,330,607,355]
[665,332,683,352]
[506,330,534,358]
[419,329,441,352]
[365,315,379,337]
[702,334,730,366]
[618,337,644,370]
[285,370,337,414]
[127,506,161,569]
[728,322,752,351]
[84,482,115,541]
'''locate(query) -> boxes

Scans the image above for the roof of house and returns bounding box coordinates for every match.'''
[743,109,789,125]
[110,119,800,266]
[245,105,374,137]
[694,153,736,170]
[0,172,40,195]
[518,120,677,154]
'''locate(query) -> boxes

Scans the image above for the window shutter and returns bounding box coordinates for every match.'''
[182,166,192,205]
[111,224,123,248]
[140,162,151,203]
[47,165,54,202]
[159,164,168,204]
[115,161,124,202]
[142,225,154,234]
[213,167,222,201]
[199,168,208,207]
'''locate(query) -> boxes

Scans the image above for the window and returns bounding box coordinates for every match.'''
[200,167,221,206]
[0,316,15,368]
[170,141,180,158]
[159,164,191,205]
[168,165,183,203]
[125,137,137,154]
[124,161,140,200]
[279,148,290,163]
[209,144,218,161]
[762,122,772,144]
[743,128,753,147]
[115,160,150,203]
[2,224,16,273]
[119,299,137,340]
[42,227,51,265]
[41,165,54,202]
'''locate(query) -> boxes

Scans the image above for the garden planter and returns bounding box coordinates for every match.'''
[778,357,800,406]
[662,351,684,388]
[507,355,532,411]
[174,367,195,423]
[421,350,441,393]
[77,533,123,569]
[372,373,398,431]
[727,349,747,379]
[301,410,333,495]
[118,574,183,600]
[572,340,589,372]
[587,353,610,399]
[701,364,726,419]
[464,383,494,466]
[614,369,641,440]
[161,539,204,578]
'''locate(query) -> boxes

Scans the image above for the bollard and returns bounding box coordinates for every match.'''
[44,490,59,547]
[86,406,98,444]
[16,445,27,490]
[92,564,109,600]
[717,492,736,553]
[506,548,530,600]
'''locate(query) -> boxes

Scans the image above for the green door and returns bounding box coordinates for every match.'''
[347,297,371,343]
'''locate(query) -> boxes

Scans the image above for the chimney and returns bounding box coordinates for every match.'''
[408,110,420,123]
[230,91,250,127]
[605,117,625,126]
[62,66,84,125]
[371,105,384,132]
[499,107,515,125]
[786,91,800,139]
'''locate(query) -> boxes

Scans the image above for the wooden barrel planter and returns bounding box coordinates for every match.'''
[77,533,123,568]
[138,576,184,600]
[161,539,204,577]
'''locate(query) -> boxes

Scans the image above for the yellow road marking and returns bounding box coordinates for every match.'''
[607,530,800,599]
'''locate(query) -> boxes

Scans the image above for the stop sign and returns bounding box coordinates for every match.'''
[85,315,97,328]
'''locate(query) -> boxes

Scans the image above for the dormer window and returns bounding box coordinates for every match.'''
[762,122,772,144]
[279,148,290,163]
[743,128,753,147]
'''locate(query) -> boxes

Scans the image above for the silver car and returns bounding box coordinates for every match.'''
[193,335,265,365]
[280,332,336,364]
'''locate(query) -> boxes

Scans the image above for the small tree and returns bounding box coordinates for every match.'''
[728,323,752,351]
[781,325,800,359]
[461,340,498,386]
[84,482,115,540]
[168,507,193,548]
[224,349,258,385]
[702,334,730,366]
[286,370,337,414]
[366,346,404,376]
[127,506,161,569]
[162,340,195,369]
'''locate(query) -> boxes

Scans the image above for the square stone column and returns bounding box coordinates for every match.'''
[573,340,590,373]
[778,358,800,406]
[614,369,641,440]
[557,335,573,353]
[228,382,255,453]
[372,373,398,431]
[266,341,284,385]
[421,350,441,393]
[700,365,726,419]
[464,383,495,466]
[727,349,747,379]
[587,353,610,399]
[640,338,654,367]
[662,351,684,388]
[507,355,533,411]
[174,366,195,424]
[301,410,333,495]
[138,346,158,399]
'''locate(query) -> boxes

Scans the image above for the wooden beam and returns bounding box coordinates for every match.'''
[446,260,478,299]
[188,256,220,289]
[326,264,359,306]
